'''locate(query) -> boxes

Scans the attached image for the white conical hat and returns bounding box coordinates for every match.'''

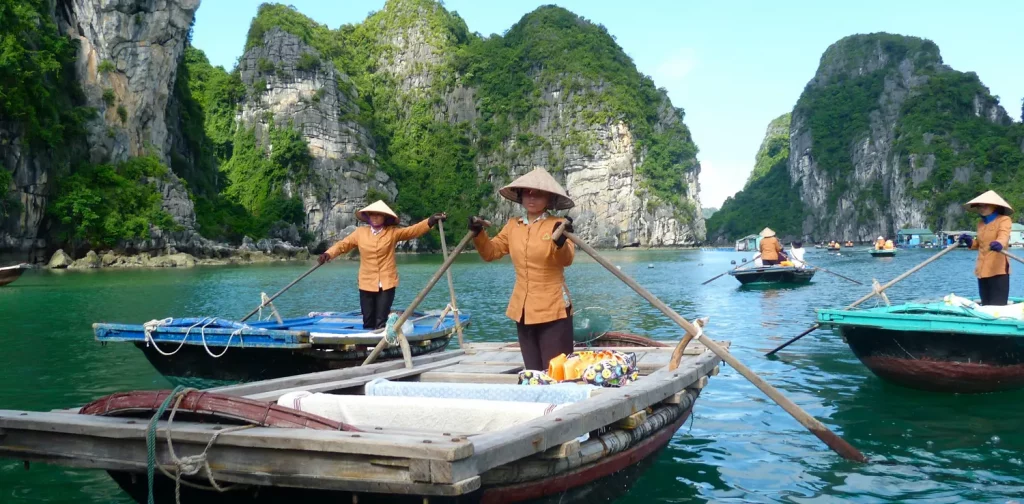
[356,200,398,225]
[498,167,574,210]
[877,236,884,240]
[964,190,1013,215]
[759,227,776,238]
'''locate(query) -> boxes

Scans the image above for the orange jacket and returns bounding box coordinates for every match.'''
[971,215,1011,278]
[325,220,431,291]
[474,216,574,324]
[759,236,783,261]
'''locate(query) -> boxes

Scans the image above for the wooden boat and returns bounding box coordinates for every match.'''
[0,263,29,287]
[93,309,469,387]
[818,299,1024,393]
[728,266,815,286]
[869,249,896,257]
[0,332,724,504]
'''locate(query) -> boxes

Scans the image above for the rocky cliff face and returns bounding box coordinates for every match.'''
[1,0,201,259]
[57,0,199,228]
[789,33,1017,240]
[236,28,397,247]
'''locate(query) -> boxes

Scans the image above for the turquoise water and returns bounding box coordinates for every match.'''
[1,248,1022,503]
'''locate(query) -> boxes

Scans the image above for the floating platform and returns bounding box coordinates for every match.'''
[0,334,725,503]
[93,309,469,387]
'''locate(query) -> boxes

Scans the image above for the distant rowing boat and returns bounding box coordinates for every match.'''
[728,266,815,286]
[869,249,897,257]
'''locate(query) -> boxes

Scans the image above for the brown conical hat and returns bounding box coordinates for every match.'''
[498,167,574,210]
[356,200,398,225]
[759,227,776,238]
[964,190,1014,215]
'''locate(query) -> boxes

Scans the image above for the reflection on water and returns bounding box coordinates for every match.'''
[0,248,1022,502]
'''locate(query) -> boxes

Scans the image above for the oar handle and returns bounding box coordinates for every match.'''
[362,230,477,367]
[564,230,867,463]
[240,262,324,322]
[1001,249,1024,265]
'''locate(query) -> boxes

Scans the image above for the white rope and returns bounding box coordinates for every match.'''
[197,318,247,358]
[143,318,191,357]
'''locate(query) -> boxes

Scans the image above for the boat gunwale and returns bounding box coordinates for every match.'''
[818,303,1024,336]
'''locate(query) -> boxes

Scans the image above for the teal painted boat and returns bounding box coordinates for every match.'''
[869,249,896,257]
[818,298,1024,393]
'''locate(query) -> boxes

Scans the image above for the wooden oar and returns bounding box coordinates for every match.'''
[799,259,864,286]
[702,259,759,285]
[362,229,479,368]
[437,220,465,347]
[240,262,323,322]
[1001,249,1024,266]
[766,242,960,356]
[553,227,867,462]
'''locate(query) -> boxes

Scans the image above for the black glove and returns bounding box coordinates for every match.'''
[553,216,574,248]
[317,253,331,265]
[427,212,447,228]
[468,216,486,236]
[958,234,973,248]
[990,241,1003,252]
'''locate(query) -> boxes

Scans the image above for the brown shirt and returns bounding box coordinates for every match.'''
[759,236,783,261]
[474,216,575,324]
[325,219,431,291]
[971,215,1011,278]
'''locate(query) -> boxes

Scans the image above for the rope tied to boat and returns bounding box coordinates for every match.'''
[143,317,248,358]
[146,386,253,504]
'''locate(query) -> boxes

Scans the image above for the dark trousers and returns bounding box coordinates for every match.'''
[978,275,1010,306]
[359,287,396,329]
[516,314,575,371]
[762,259,780,266]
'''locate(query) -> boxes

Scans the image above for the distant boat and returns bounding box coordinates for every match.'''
[728,266,815,286]
[0,264,29,287]
[869,249,897,257]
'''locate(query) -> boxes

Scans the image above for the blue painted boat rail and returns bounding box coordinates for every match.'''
[93,309,471,350]
[817,298,1024,337]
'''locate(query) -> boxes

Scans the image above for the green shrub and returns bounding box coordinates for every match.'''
[257,57,276,73]
[50,155,179,247]
[116,104,127,123]
[97,60,116,73]
[295,52,320,72]
[102,88,116,106]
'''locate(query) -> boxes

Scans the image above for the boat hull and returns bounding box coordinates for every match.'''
[729,267,815,286]
[136,336,453,388]
[105,399,693,504]
[840,326,1024,393]
[0,264,27,287]
[869,250,896,257]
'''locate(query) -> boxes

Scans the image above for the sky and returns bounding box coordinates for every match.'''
[192,0,1024,208]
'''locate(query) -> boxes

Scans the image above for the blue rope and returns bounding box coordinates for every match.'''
[384,313,400,345]
[147,385,187,504]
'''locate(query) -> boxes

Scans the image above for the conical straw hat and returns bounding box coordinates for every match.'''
[356,200,398,225]
[877,236,884,240]
[964,190,1014,216]
[759,227,776,238]
[498,167,574,210]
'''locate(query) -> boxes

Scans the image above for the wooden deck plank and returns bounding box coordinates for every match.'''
[437,364,523,374]
[0,410,472,461]
[0,427,480,495]
[416,372,520,385]
[245,356,468,402]
[210,350,465,397]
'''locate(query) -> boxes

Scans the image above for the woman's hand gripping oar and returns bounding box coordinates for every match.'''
[362,226,484,368]
[766,242,960,357]
[551,226,868,463]
[239,262,324,323]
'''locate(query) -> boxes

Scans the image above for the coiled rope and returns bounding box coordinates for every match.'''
[146,386,253,504]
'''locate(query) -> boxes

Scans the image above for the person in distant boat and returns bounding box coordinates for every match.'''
[883,239,895,250]
[758,227,786,266]
[789,241,807,268]
[468,167,575,371]
[875,236,885,250]
[318,200,447,329]
[958,190,1013,306]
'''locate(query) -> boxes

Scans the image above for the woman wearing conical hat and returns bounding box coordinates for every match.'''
[468,167,576,371]
[318,200,447,329]
[757,227,786,266]
[958,190,1014,306]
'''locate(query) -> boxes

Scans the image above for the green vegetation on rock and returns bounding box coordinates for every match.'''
[746,114,790,188]
[50,156,179,247]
